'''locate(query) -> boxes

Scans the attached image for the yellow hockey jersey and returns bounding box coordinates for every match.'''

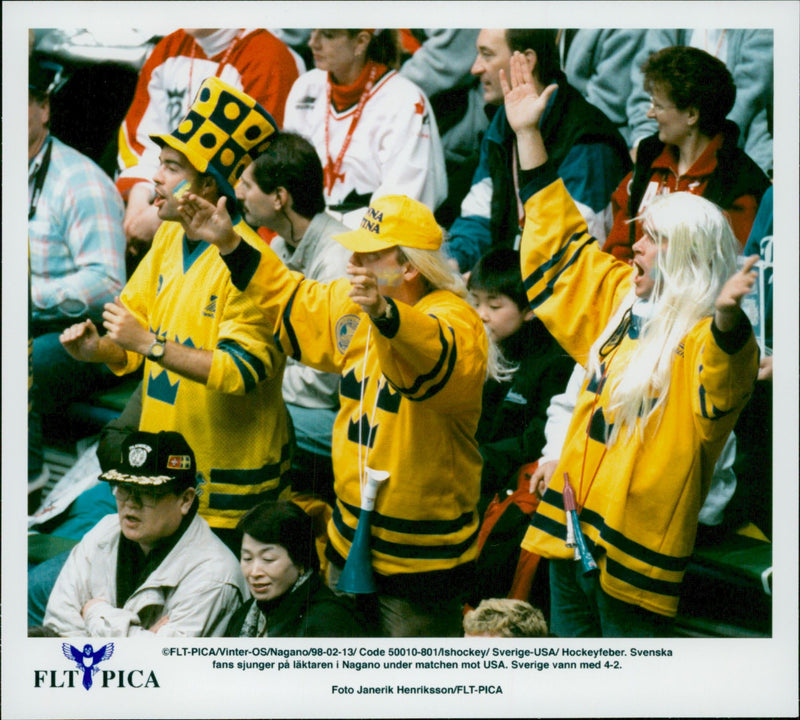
[116,221,291,529]
[222,238,488,584]
[518,168,758,617]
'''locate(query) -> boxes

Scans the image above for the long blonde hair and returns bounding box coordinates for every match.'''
[399,245,512,382]
[589,192,739,442]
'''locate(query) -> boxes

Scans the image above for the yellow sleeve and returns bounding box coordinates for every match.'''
[519,173,632,364]
[371,294,488,414]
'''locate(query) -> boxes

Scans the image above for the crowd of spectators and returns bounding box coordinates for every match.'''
[28,26,774,639]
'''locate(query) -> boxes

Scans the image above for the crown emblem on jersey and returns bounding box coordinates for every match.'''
[147,369,180,406]
[151,77,278,200]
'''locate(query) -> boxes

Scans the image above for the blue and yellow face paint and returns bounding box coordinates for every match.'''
[172,179,191,201]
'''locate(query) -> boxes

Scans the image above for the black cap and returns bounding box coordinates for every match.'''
[99,431,198,489]
[29,57,54,95]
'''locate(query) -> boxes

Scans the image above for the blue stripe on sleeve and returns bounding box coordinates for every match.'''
[217,339,267,392]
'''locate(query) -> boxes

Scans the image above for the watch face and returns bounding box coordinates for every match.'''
[150,341,165,359]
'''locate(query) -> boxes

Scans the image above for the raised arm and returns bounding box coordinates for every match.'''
[177,194,242,255]
[500,52,558,170]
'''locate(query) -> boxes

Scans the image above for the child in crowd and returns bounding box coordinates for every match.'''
[468,248,573,514]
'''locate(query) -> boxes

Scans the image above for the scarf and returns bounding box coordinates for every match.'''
[329,60,387,112]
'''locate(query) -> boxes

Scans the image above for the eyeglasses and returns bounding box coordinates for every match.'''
[648,97,677,113]
[110,482,174,508]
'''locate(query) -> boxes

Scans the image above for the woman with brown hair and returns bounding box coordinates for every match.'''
[283,30,446,229]
[604,45,769,262]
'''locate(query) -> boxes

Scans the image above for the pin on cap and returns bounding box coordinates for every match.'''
[99,431,198,490]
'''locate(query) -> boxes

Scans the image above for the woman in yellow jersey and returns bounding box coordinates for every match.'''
[502,52,759,637]
[177,190,492,637]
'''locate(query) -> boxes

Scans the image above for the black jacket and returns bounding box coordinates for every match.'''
[488,77,630,250]
[225,573,363,638]
[628,120,770,246]
[476,319,573,505]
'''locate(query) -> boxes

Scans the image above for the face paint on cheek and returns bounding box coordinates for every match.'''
[172,180,190,200]
[374,267,406,288]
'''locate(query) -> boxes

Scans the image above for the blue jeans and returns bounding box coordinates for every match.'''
[28,551,71,627]
[285,403,336,506]
[29,331,121,477]
[548,559,674,637]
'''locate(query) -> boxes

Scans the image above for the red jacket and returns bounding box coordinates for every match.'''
[604,122,769,261]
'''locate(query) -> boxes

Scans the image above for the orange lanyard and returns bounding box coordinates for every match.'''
[187,29,243,100]
[577,367,610,512]
[323,64,378,196]
[704,29,726,59]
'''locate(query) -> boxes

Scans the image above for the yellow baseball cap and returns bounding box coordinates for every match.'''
[333,195,442,253]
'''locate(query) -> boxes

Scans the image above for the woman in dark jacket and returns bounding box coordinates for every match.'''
[604,45,769,261]
[226,501,362,637]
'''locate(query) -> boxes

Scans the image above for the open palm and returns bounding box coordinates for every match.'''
[177,194,236,248]
[501,51,557,136]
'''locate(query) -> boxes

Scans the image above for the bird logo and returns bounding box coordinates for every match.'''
[62,642,115,690]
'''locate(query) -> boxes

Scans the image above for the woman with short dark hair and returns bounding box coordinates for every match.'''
[604,45,769,261]
[226,501,362,637]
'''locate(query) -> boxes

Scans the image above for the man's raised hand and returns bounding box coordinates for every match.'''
[715,254,759,332]
[500,51,558,137]
[177,193,241,254]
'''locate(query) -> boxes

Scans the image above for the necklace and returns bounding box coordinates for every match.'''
[703,29,726,59]
[323,63,378,196]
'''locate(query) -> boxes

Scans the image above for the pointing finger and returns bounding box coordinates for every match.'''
[738,254,759,275]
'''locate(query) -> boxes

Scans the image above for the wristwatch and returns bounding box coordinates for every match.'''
[147,336,166,362]
[371,299,398,334]
[371,300,393,323]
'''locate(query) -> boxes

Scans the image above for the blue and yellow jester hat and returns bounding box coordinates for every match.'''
[151,77,278,201]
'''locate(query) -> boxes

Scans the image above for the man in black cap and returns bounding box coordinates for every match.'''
[40,431,248,637]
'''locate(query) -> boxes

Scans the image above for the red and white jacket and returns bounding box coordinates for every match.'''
[283,67,447,228]
[116,28,298,199]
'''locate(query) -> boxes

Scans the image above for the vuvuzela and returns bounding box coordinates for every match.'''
[337,468,389,594]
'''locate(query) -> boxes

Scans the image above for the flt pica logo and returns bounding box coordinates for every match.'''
[34,643,160,690]
[63,643,114,690]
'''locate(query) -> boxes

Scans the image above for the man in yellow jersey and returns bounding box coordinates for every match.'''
[176,187,491,637]
[60,78,290,552]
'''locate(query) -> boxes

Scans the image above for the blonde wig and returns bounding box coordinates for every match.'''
[399,245,513,383]
[589,192,739,442]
